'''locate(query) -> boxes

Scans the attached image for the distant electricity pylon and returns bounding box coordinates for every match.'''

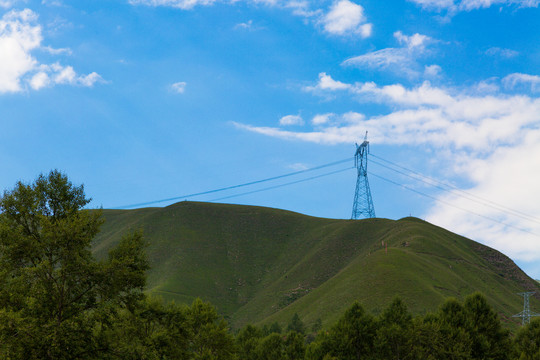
[513,292,540,325]
[351,132,376,220]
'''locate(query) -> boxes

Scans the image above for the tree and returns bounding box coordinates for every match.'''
[513,318,540,360]
[186,298,236,360]
[107,296,190,360]
[236,324,264,360]
[307,302,376,360]
[375,297,412,360]
[255,333,284,360]
[287,313,306,335]
[436,298,473,359]
[284,331,306,360]
[0,170,149,359]
[463,293,511,360]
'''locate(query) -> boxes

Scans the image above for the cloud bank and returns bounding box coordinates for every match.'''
[0,8,103,93]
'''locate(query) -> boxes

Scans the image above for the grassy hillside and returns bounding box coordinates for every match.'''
[92,201,540,330]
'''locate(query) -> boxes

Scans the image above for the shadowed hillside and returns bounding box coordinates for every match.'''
[92,201,540,330]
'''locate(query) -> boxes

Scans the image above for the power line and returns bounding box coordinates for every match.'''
[369,153,540,225]
[369,171,540,238]
[115,157,353,209]
[210,167,353,202]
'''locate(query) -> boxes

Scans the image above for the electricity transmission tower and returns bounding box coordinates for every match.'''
[351,132,376,219]
[513,292,540,325]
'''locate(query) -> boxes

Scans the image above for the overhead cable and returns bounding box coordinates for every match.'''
[115,157,353,209]
[370,171,540,238]
[369,153,540,224]
[210,167,353,202]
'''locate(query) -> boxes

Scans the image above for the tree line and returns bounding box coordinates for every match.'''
[0,171,539,359]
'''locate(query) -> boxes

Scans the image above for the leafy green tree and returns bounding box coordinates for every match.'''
[255,332,284,360]
[287,313,306,335]
[236,324,263,360]
[405,316,445,360]
[513,318,540,360]
[463,292,511,360]
[262,321,283,336]
[108,296,190,359]
[436,298,473,359]
[375,297,412,360]
[307,302,376,360]
[312,318,323,333]
[186,298,236,360]
[284,330,306,360]
[0,170,149,359]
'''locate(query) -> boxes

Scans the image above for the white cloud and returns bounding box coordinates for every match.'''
[170,81,187,93]
[320,0,373,38]
[29,71,49,90]
[0,0,21,8]
[502,73,540,92]
[485,47,519,58]
[394,31,432,50]
[343,31,435,78]
[312,113,335,125]
[409,0,539,12]
[288,162,309,171]
[0,9,41,93]
[128,0,217,10]
[279,114,304,126]
[304,72,351,93]
[424,64,442,77]
[234,19,253,30]
[41,45,72,55]
[0,9,103,93]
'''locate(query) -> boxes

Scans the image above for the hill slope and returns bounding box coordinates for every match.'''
[92,201,540,329]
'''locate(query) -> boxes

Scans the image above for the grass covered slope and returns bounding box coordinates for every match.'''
[92,201,540,329]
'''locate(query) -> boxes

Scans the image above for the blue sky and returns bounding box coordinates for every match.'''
[1,0,540,277]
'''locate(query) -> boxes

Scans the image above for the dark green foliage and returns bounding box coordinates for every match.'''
[463,293,511,360]
[186,298,236,359]
[514,319,540,360]
[375,297,413,360]
[256,333,284,360]
[287,313,306,335]
[107,296,190,359]
[305,302,376,360]
[284,331,306,360]
[312,318,323,333]
[263,321,283,335]
[0,170,149,359]
[236,324,264,360]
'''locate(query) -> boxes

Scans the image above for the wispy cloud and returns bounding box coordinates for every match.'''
[279,114,304,126]
[41,45,72,55]
[409,0,539,12]
[485,47,519,59]
[128,0,217,10]
[130,0,373,39]
[502,73,540,92]
[170,81,187,93]
[342,31,436,78]
[0,9,104,93]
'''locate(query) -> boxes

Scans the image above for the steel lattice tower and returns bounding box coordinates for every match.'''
[513,292,540,325]
[351,133,376,219]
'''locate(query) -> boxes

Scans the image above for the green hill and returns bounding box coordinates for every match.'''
[92,201,540,330]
